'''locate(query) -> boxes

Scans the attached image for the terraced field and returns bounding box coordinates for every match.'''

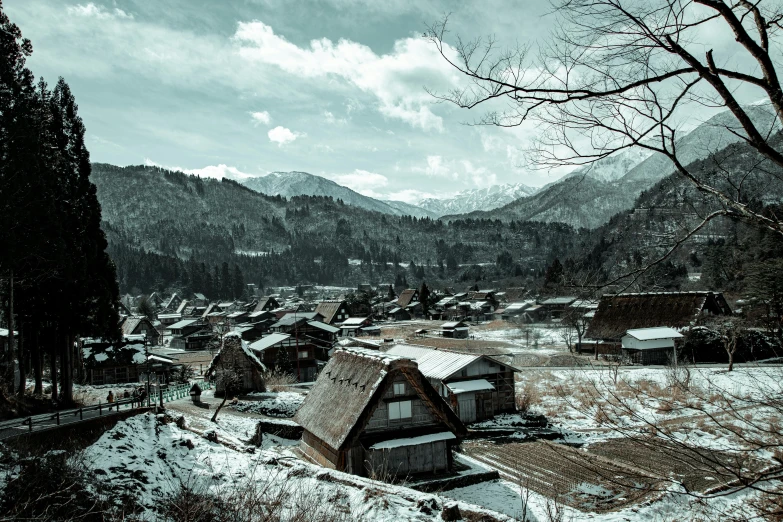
[463,440,658,512]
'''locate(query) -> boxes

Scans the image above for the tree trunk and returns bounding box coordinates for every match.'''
[60,334,72,405]
[211,395,228,423]
[17,323,25,397]
[7,270,15,392]
[49,342,58,403]
[728,350,735,372]
[32,327,42,395]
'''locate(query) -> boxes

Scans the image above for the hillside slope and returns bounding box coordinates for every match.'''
[447,105,780,229]
[242,171,435,218]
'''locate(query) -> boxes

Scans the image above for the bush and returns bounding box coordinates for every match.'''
[516,382,539,413]
[261,368,298,392]
[1,448,138,521]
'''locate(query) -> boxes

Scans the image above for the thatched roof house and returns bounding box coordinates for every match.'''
[119,316,160,342]
[396,289,419,308]
[206,333,267,395]
[314,300,350,325]
[294,348,466,478]
[586,291,731,341]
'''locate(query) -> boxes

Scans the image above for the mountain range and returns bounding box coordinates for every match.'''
[241,171,436,219]
[443,104,780,228]
[241,172,541,219]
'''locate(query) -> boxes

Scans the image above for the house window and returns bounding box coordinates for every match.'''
[298,350,308,359]
[393,382,405,396]
[388,400,412,420]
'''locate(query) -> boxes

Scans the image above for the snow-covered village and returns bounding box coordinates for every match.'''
[3,1,783,520]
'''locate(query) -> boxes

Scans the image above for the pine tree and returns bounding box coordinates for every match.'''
[419,282,431,318]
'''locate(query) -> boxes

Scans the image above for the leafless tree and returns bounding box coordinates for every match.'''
[426,0,783,257]
[715,316,743,371]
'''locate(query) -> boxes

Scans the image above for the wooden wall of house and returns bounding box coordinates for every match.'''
[364,375,438,432]
[447,360,516,413]
[365,441,450,478]
[301,430,340,470]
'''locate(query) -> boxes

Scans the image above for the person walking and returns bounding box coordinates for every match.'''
[107,390,115,411]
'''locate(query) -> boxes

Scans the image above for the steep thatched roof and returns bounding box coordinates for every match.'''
[314,300,345,324]
[120,316,159,337]
[254,296,280,313]
[585,292,731,341]
[294,348,465,451]
[206,333,266,377]
[396,289,418,308]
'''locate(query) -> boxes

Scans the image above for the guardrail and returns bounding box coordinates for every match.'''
[0,380,213,436]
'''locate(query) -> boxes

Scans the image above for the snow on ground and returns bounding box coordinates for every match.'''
[232,391,305,418]
[83,413,514,521]
[444,479,534,521]
[520,365,783,449]
[473,326,566,351]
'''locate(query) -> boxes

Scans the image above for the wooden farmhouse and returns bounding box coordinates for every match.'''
[621,327,684,365]
[339,317,374,337]
[120,316,160,345]
[314,300,351,325]
[294,348,466,478]
[207,333,267,395]
[81,336,178,385]
[384,344,519,423]
[248,329,333,382]
[441,320,469,339]
[585,291,731,357]
[254,296,280,313]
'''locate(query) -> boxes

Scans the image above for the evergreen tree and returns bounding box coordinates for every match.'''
[419,282,431,318]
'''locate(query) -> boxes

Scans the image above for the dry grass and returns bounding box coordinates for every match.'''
[409,337,512,354]
[516,382,540,413]
[261,369,298,392]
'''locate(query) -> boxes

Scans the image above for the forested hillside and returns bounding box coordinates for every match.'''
[93,164,583,295]
[559,137,783,294]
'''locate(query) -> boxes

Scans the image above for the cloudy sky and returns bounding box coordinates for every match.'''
[5,0,765,202]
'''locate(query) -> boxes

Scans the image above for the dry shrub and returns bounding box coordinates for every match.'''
[594,408,610,426]
[262,369,298,392]
[516,381,540,413]
[162,471,358,522]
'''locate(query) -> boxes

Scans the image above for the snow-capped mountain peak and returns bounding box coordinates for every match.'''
[416,182,539,217]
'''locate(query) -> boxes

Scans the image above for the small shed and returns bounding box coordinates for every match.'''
[621,327,684,365]
[441,321,469,339]
[295,348,466,479]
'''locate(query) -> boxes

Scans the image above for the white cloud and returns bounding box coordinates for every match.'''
[143,158,254,180]
[67,3,133,20]
[324,111,348,125]
[462,160,497,188]
[413,155,459,179]
[268,126,305,146]
[329,169,388,194]
[249,111,272,125]
[233,21,464,131]
[385,189,440,204]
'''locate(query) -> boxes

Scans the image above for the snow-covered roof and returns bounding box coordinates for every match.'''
[505,301,533,312]
[385,344,479,380]
[308,320,340,334]
[341,317,369,327]
[249,333,291,352]
[540,297,577,306]
[167,319,201,330]
[369,431,456,450]
[441,321,467,329]
[625,327,684,341]
[0,328,18,338]
[446,379,495,395]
